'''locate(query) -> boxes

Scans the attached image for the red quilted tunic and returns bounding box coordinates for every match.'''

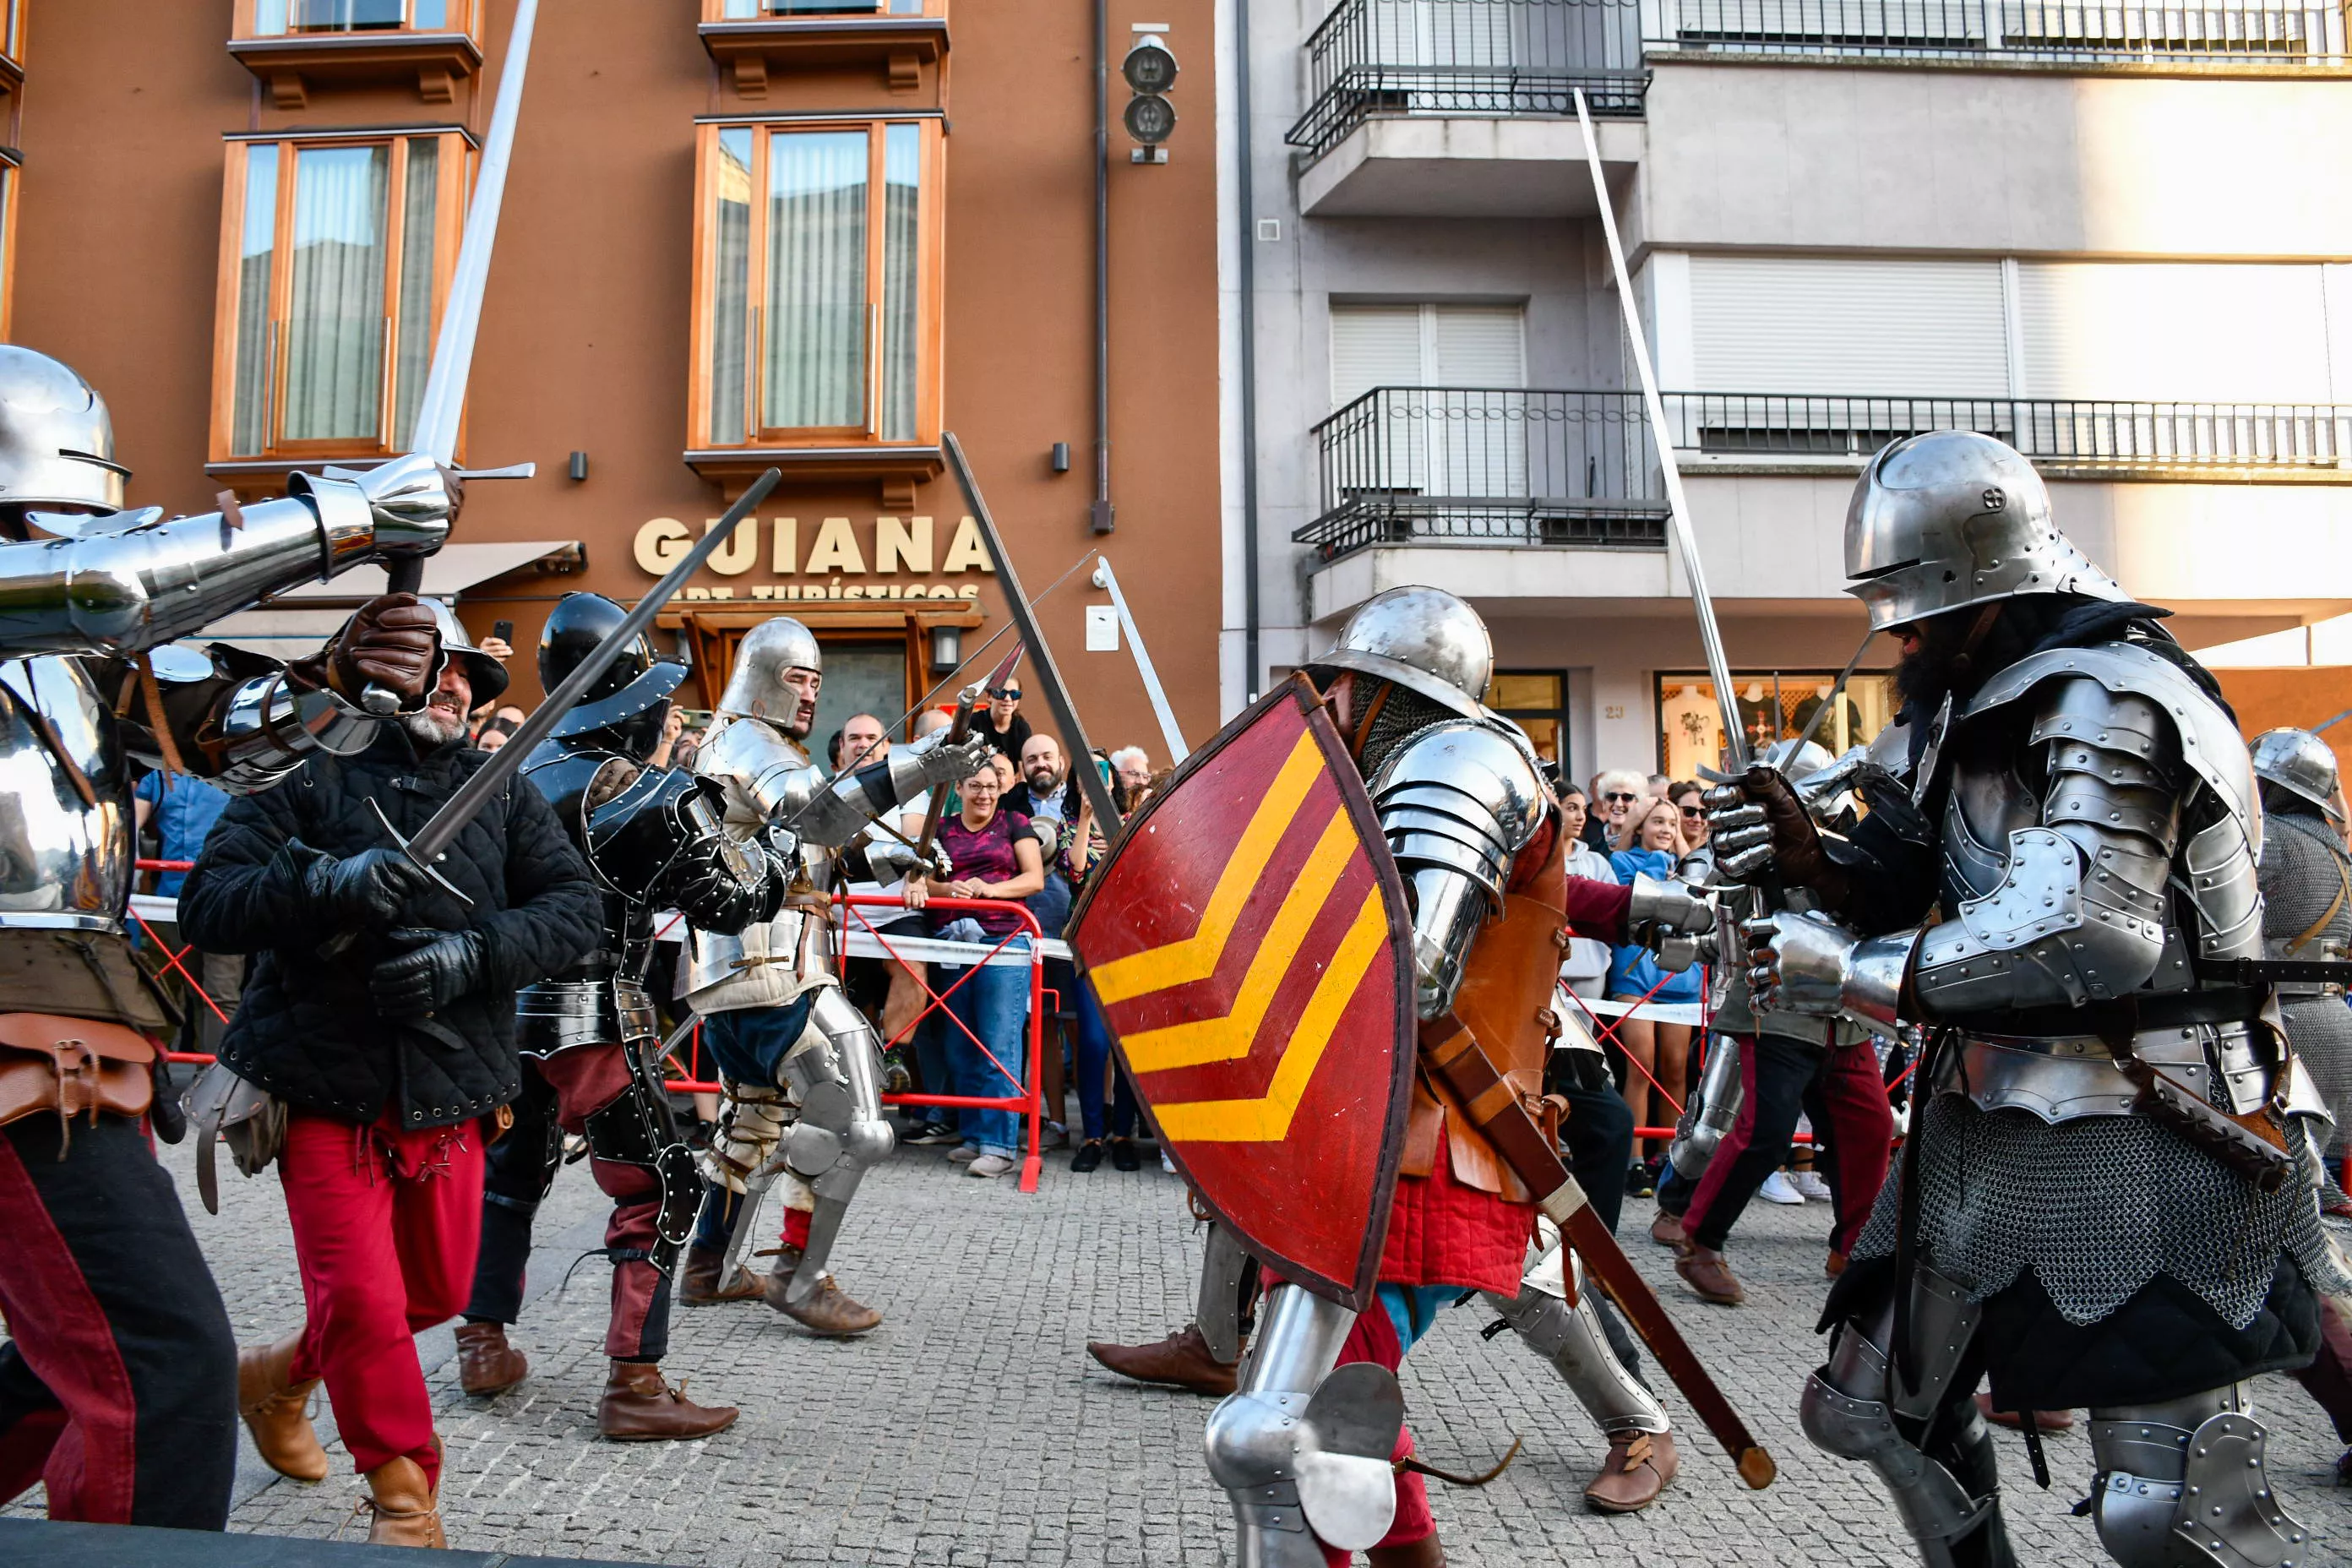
[1375,839,1632,1297]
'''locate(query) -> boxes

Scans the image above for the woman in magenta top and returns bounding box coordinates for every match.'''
[910,761,1044,1178]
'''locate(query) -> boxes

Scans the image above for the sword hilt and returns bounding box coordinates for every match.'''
[316,798,475,961]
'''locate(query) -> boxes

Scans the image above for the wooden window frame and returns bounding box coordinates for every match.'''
[233,0,478,42]
[688,117,946,466]
[207,131,471,469]
[0,153,20,344]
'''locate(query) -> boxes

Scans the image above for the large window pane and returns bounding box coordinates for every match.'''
[253,0,291,34]
[414,0,449,26]
[283,144,389,444]
[879,124,920,441]
[231,147,281,457]
[290,0,411,32]
[763,130,868,432]
[392,138,440,451]
[709,129,754,445]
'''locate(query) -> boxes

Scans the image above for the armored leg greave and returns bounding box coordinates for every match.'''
[1800,1267,2013,1568]
[771,986,895,1309]
[1196,1222,1260,1366]
[1484,1245,1668,1439]
[2087,1385,2306,1567]
[1206,1283,1399,1568]
[466,1070,564,1326]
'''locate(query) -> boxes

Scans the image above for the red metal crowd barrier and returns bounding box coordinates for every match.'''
[139,864,1053,1194]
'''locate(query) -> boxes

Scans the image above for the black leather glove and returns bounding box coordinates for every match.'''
[370,928,487,1017]
[304,846,436,932]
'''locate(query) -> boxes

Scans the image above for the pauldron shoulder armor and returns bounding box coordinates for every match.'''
[1369,716,1548,907]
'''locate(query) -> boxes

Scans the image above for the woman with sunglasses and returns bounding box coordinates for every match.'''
[1608,796,1702,1193]
[971,678,1032,766]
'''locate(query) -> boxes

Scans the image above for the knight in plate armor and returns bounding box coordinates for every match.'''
[1654,739,1896,1306]
[1712,430,2341,1568]
[452,592,782,1439]
[0,346,452,1529]
[1199,586,1715,1563]
[2251,727,2352,1179]
[673,616,992,1335]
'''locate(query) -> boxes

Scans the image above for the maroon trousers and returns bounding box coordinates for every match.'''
[280,1109,483,1489]
[1685,1032,1892,1257]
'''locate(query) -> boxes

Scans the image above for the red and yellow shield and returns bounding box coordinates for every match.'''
[1067,678,1414,1309]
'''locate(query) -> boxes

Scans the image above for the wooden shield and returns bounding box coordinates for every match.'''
[1067,677,1414,1309]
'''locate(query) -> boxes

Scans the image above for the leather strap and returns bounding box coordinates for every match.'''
[2290,855,2349,956]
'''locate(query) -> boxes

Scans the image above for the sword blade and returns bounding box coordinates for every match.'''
[400,467,780,868]
[943,433,1124,835]
[1573,91,1749,770]
[410,0,541,466]
[1557,1196,1778,1489]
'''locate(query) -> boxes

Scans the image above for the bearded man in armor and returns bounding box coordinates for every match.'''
[452,592,784,1439]
[0,346,455,1528]
[675,617,991,1334]
[1709,430,2339,1568]
[1193,586,1715,1565]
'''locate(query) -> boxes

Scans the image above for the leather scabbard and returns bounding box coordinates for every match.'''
[1418,1010,1777,1489]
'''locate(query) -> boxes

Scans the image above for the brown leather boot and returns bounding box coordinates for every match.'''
[360,1454,445,1548]
[764,1245,883,1336]
[1085,1324,1238,1397]
[1647,1209,1686,1249]
[1584,1428,1679,1514]
[237,1331,328,1484]
[1674,1242,1745,1306]
[678,1243,765,1305]
[454,1320,529,1397]
[598,1359,740,1440]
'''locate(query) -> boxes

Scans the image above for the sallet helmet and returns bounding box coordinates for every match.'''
[539,591,687,759]
[1843,430,2126,633]
[2250,727,2343,823]
[0,346,128,514]
[1304,585,1492,722]
[420,598,509,705]
[716,617,823,728]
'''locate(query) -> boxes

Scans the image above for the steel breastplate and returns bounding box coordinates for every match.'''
[516,976,657,1058]
[0,656,132,933]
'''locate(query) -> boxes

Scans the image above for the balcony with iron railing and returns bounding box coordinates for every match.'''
[1288,0,2349,178]
[1297,385,2352,564]
[230,0,482,108]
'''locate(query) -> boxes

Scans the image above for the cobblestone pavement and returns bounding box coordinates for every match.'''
[14,1124,2349,1565]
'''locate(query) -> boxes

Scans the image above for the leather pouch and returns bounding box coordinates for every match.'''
[182,1062,286,1214]
[0,1011,157,1153]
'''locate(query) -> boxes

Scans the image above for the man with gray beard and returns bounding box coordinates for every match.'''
[182,602,601,1545]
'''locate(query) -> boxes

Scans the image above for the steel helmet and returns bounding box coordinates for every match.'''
[0,346,128,513]
[422,598,509,705]
[716,616,823,724]
[538,591,686,749]
[1304,585,1492,721]
[2251,727,2343,822]
[1844,430,2126,632]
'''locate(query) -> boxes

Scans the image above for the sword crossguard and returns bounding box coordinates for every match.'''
[365,797,475,912]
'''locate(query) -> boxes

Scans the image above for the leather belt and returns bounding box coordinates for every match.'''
[1945,985,2265,1041]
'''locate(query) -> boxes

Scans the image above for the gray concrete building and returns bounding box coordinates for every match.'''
[1215,0,2352,778]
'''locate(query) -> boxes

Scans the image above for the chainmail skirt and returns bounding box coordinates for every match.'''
[1852,1095,2349,1330]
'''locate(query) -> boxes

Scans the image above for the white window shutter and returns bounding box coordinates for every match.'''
[1690,256,2009,397]
[2016,262,2331,403]
[1431,305,1527,388]
[1331,304,1426,408]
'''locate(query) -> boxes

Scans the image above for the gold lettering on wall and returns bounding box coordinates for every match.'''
[632,515,998,585]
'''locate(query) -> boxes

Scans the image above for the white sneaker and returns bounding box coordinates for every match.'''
[966,1152,1017,1179]
[1758,1169,1805,1206]
[1791,1170,1834,1202]
[1160,1150,1176,1174]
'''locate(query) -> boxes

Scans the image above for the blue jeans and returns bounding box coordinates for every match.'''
[939,939,1031,1157]
[697,993,819,1088]
[1073,981,1136,1141]
[910,1008,956,1133]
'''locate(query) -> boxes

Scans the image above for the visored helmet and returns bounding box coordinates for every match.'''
[422,599,509,705]
[0,346,128,514]
[2251,727,2342,823]
[539,591,685,752]
[1304,585,1492,722]
[716,617,823,723]
[1844,430,2126,632]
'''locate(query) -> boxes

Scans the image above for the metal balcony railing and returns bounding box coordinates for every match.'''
[1297,388,1669,559]
[1288,0,1649,159]
[1299,386,2351,564]
[1651,0,2346,63]
[1660,392,2352,468]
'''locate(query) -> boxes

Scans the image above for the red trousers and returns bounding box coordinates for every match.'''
[1685,1034,1892,1257]
[1321,1304,1430,1566]
[280,1109,483,1488]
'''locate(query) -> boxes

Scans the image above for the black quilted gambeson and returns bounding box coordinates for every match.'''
[180,725,601,1130]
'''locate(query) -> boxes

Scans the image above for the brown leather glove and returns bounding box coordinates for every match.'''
[290,591,440,705]
[1702,765,1846,901]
